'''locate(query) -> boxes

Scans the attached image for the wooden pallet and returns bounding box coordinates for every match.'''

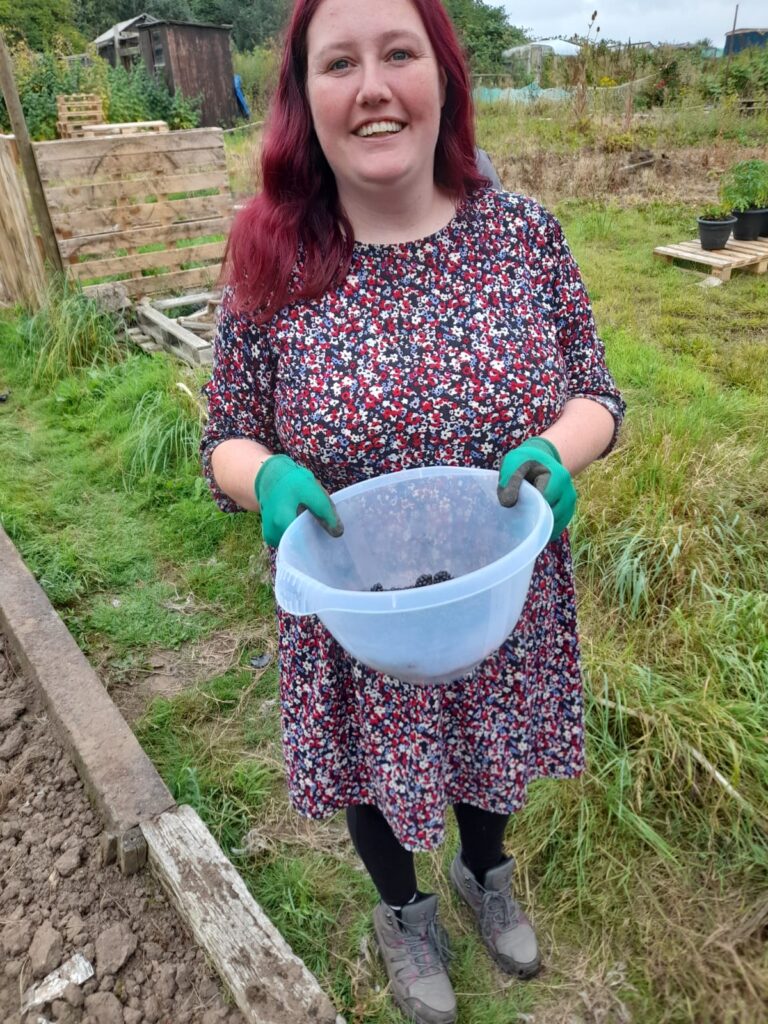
[35,128,232,302]
[56,94,104,139]
[653,237,768,281]
[81,121,169,138]
[134,291,221,366]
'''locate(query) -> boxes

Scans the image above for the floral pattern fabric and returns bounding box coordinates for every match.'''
[201,189,625,851]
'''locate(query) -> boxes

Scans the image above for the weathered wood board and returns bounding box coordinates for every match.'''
[34,128,233,301]
[141,805,343,1024]
[0,135,45,306]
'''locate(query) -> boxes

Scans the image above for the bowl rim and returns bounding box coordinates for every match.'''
[275,466,553,616]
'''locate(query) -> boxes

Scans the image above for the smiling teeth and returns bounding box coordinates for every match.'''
[355,121,404,137]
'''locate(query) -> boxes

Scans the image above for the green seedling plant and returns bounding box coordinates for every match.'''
[719,158,768,212]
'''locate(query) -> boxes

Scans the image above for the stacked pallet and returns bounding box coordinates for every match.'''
[56,94,104,139]
[34,127,234,301]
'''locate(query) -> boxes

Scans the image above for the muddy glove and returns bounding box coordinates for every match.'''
[498,437,576,541]
[255,455,344,547]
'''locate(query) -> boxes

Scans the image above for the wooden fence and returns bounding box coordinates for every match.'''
[0,134,45,307]
[34,127,234,301]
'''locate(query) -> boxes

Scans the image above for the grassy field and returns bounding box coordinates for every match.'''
[1,103,767,1023]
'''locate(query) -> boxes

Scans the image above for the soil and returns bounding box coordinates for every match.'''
[0,633,247,1024]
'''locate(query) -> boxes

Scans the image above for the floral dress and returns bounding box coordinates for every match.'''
[200,188,625,851]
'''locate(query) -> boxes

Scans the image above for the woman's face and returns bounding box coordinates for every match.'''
[305,0,446,198]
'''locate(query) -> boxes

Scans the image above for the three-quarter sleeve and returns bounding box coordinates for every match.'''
[199,299,281,512]
[538,211,626,455]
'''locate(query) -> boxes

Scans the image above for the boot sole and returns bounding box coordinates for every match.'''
[372,924,457,1024]
[449,859,542,980]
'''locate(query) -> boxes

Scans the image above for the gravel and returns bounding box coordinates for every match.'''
[0,634,246,1024]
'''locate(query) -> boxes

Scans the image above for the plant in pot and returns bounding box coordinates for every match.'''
[719,159,768,241]
[697,202,737,251]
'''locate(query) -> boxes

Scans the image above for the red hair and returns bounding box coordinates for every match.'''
[224,0,486,320]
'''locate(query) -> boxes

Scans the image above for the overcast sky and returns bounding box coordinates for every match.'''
[503,1,766,46]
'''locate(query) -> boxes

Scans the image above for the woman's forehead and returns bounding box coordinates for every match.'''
[307,0,428,52]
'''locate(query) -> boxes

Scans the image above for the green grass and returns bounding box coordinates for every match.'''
[2,162,767,1023]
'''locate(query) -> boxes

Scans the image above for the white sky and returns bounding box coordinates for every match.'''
[503,1,767,46]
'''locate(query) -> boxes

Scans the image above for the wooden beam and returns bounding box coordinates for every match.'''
[50,193,233,236]
[45,170,230,212]
[135,296,216,362]
[58,216,232,260]
[70,240,226,282]
[141,805,343,1024]
[0,30,63,273]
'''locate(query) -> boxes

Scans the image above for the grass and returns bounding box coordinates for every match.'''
[2,106,768,1022]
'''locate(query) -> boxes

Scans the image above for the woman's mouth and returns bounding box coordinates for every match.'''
[354,120,406,138]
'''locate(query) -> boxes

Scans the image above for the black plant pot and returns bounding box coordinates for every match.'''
[697,215,737,251]
[732,208,764,241]
[757,208,768,238]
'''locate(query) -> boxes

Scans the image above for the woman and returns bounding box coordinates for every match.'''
[201,1,625,1021]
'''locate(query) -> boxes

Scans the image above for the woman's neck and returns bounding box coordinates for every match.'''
[339,182,457,245]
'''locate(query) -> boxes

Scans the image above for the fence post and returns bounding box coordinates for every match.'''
[0,30,63,274]
[0,136,45,307]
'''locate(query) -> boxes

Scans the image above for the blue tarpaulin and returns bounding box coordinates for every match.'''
[233,74,250,117]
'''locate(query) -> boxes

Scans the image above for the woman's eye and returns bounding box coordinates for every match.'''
[329,58,350,71]
[389,50,411,62]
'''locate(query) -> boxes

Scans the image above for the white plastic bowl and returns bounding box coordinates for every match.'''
[274,466,552,685]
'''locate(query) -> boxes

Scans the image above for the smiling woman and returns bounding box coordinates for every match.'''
[304,1,453,239]
[203,1,625,1021]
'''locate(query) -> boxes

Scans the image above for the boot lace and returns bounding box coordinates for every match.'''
[400,917,453,974]
[480,888,520,939]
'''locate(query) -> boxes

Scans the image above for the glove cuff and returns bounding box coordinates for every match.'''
[254,453,297,504]
[526,437,562,464]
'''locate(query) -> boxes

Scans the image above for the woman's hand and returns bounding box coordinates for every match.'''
[497,438,576,541]
[255,455,344,547]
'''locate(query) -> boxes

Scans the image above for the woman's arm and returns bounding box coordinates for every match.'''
[210,438,274,512]
[540,398,616,476]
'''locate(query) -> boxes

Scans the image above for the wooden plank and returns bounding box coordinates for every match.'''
[45,170,230,212]
[37,146,227,185]
[152,290,221,311]
[136,298,216,364]
[0,138,46,306]
[58,216,232,259]
[81,121,169,138]
[35,128,223,172]
[653,246,736,268]
[51,193,233,236]
[141,806,341,1024]
[90,264,222,303]
[71,240,225,281]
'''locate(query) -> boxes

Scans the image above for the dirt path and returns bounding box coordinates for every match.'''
[0,634,246,1024]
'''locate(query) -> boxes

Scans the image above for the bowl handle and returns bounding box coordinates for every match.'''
[274,561,330,617]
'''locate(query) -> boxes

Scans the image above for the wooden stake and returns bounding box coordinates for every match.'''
[0,30,63,274]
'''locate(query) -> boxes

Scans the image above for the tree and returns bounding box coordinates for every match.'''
[0,0,80,50]
[443,0,528,73]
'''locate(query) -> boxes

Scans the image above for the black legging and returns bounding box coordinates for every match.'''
[346,803,510,906]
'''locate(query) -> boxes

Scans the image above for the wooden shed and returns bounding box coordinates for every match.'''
[94,16,239,128]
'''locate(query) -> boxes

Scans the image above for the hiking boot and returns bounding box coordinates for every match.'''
[450,852,541,978]
[372,894,457,1024]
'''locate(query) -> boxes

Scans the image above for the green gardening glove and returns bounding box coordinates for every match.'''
[255,454,344,547]
[498,437,576,541]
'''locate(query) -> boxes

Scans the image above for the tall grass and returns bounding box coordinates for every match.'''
[16,278,124,385]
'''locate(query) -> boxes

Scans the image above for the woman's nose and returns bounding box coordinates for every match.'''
[356,61,393,105]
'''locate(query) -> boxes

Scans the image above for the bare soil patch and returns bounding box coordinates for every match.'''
[0,634,246,1024]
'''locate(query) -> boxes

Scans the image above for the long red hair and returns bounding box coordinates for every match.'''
[224,0,486,320]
